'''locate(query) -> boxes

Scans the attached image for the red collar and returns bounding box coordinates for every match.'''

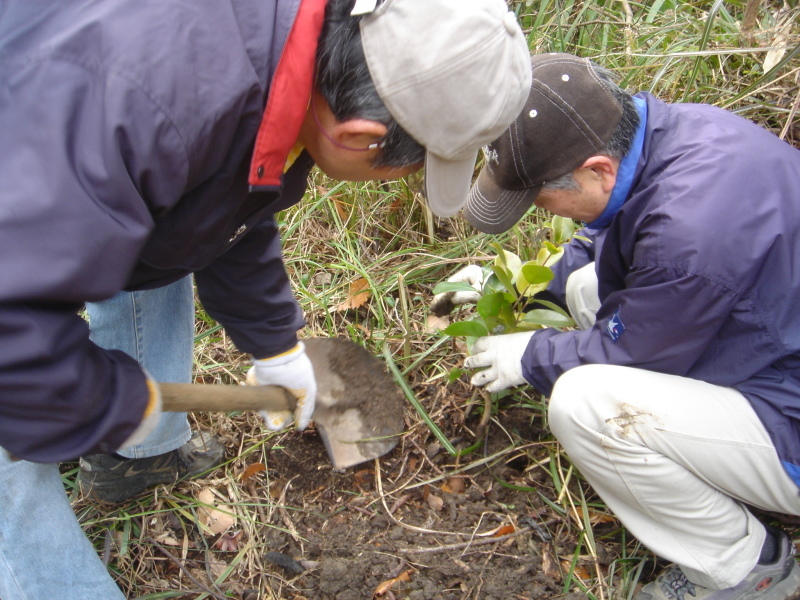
[248,0,326,188]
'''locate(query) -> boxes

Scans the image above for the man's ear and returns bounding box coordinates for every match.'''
[329,118,387,149]
[580,155,619,194]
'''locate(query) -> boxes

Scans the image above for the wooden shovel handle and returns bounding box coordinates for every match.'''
[159,382,297,413]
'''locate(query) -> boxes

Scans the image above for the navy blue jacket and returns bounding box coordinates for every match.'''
[0,0,321,461]
[523,93,800,485]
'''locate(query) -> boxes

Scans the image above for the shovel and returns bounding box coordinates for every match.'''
[159,338,404,470]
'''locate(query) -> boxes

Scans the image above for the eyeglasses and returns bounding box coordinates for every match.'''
[311,96,386,152]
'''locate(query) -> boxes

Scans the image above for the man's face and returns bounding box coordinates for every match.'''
[533,159,617,222]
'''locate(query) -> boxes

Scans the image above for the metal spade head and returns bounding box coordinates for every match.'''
[303,338,404,469]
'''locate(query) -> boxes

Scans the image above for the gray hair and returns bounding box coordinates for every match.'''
[315,0,425,168]
[542,62,639,192]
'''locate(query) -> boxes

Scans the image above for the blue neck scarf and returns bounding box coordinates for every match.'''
[586,96,647,229]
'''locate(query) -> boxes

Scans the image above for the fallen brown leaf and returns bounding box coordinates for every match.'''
[373,569,412,598]
[240,462,266,482]
[441,477,465,494]
[332,196,352,221]
[493,524,516,537]
[334,278,371,311]
[541,542,561,581]
[583,507,617,525]
[561,561,592,582]
[425,314,450,333]
[196,487,236,535]
[426,493,444,511]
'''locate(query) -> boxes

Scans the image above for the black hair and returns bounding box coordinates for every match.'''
[315,0,425,167]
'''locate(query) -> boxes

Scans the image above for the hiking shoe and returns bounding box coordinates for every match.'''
[79,431,224,503]
[636,531,800,600]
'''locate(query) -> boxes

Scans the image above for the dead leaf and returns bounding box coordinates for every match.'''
[214,530,243,552]
[153,532,181,547]
[763,16,793,72]
[389,493,411,514]
[583,507,617,525]
[354,468,374,488]
[541,542,561,581]
[334,278,371,312]
[373,569,412,598]
[332,196,351,221]
[493,524,516,537]
[441,477,465,494]
[240,463,266,482]
[426,493,444,511]
[560,561,592,582]
[425,314,450,333]
[196,487,236,535]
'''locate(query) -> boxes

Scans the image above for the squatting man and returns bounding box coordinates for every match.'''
[434,53,800,600]
[0,1,532,598]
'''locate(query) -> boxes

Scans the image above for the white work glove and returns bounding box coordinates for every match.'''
[463,331,535,393]
[248,342,317,431]
[430,265,488,316]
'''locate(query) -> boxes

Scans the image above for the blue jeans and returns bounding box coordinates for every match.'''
[0,277,195,599]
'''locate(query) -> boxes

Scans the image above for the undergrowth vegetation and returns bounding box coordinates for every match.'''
[72,2,799,598]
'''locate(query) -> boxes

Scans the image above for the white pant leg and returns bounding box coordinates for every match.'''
[565,262,601,330]
[548,365,800,589]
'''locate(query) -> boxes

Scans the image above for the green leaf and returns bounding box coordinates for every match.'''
[520,309,575,328]
[476,292,507,319]
[528,298,575,323]
[492,245,522,275]
[443,320,489,338]
[491,265,518,300]
[448,367,464,383]
[517,263,554,298]
[551,215,577,244]
[520,264,554,285]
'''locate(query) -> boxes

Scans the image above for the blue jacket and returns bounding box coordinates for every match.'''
[523,93,800,484]
[0,0,324,461]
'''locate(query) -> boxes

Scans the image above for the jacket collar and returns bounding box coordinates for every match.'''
[586,96,648,229]
[248,0,326,189]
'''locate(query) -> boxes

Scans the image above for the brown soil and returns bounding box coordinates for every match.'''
[200,384,627,600]
[79,374,643,599]
[256,406,579,600]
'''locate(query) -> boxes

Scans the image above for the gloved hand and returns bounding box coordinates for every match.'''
[248,342,317,431]
[464,331,535,393]
[430,265,488,316]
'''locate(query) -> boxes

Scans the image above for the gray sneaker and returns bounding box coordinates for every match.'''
[636,532,800,600]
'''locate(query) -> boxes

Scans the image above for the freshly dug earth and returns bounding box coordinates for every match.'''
[80,377,641,599]
[255,407,589,600]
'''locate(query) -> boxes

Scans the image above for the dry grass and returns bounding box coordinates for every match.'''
[69,1,800,598]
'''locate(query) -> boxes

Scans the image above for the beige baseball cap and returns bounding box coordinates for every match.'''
[359,0,532,217]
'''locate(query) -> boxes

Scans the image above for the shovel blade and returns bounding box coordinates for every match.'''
[304,338,404,469]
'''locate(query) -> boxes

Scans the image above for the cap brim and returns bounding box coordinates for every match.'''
[463,165,540,234]
[423,150,479,218]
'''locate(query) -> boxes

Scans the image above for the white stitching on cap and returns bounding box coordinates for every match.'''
[535,56,619,114]
[537,81,600,145]
[508,119,530,185]
[468,185,531,226]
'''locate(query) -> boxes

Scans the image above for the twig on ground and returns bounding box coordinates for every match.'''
[398,526,532,554]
